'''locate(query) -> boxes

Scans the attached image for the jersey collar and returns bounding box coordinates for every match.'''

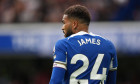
[68,31,89,39]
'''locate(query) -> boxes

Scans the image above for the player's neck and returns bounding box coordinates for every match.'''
[76,25,89,33]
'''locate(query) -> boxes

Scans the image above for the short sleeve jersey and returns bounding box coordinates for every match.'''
[53,31,118,84]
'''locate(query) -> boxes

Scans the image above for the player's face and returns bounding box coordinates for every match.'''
[62,14,74,37]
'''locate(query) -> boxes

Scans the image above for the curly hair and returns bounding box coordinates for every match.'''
[64,5,91,26]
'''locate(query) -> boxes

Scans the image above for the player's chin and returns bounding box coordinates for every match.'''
[63,34,66,37]
[64,33,68,38]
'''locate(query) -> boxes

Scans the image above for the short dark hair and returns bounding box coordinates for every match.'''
[64,5,91,26]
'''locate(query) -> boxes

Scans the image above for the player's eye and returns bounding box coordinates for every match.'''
[62,20,65,24]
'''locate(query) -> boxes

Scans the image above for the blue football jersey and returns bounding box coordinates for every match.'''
[52,31,118,84]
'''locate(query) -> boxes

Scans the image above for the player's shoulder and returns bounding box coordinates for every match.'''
[90,33,114,46]
[55,38,68,47]
[89,33,108,41]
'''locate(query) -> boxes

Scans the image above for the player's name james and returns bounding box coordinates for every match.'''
[77,38,101,46]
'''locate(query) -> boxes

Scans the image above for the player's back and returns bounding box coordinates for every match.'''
[64,31,116,84]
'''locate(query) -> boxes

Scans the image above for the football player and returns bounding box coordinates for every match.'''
[49,5,118,84]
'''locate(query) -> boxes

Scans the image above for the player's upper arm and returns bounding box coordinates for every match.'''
[53,39,67,70]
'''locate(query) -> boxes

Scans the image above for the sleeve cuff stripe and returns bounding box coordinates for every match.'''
[53,62,67,70]
[55,61,66,64]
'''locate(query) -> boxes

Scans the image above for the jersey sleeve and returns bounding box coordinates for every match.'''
[106,41,118,84]
[108,40,118,71]
[49,39,67,84]
[53,39,67,70]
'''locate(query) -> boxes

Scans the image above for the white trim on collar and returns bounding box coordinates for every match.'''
[67,31,104,40]
[68,31,89,39]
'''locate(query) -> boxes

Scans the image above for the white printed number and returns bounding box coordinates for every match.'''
[70,54,107,84]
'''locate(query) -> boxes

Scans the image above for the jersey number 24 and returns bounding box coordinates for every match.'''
[70,54,107,84]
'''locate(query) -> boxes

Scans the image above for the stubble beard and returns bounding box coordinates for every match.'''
[65,26,74,37]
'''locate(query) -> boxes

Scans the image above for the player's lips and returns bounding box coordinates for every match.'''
[62,30,65,35]
[62,31,66,37]
[63,31,65,34]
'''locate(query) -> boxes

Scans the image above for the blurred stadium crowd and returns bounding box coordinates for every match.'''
[0,0,140,23]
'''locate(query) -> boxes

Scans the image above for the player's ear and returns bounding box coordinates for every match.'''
[72,20,78,31]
